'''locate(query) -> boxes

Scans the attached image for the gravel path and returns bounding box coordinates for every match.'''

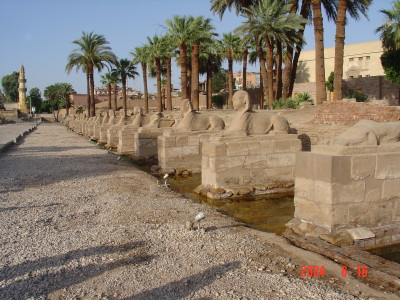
[0,123,395,300]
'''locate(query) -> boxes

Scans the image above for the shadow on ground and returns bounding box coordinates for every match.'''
[124,261,240,300]
[0,242,153,299]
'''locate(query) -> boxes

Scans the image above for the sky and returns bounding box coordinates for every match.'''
[0,0,395,96]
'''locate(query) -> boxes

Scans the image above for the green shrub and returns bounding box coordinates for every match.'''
[347,89,369,102]
[296,92,313,103]
[272,93,313,110]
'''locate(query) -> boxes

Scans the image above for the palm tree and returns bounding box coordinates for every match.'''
[333,0,371,101]
[66,32,117,116]
[147,34,164,112]
[236,0,306,106]
[219,33,242,108]
[100,72,114,110]
[190,16,217,110]
[210,0,257,18]
[200,39,222,109]
[66,53,90,114]
[132,45,151,113]
[211,0,255,95]
[376,0,400,51]
[60,83,76,116]
[165,15,197,100]
[111,59,139,116]
[161,35,177,111]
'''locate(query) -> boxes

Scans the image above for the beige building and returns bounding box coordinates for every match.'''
[295,40,384,84]
[293,40,400,103]
[233,72,261,89]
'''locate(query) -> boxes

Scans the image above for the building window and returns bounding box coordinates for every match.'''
[359,57,363,61]
[358,75,362,78]
[366,56,370,60]
[349,58,354,62]
[366,74,370,77]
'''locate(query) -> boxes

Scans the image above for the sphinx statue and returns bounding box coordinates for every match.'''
[222,90,290,136]
[319,120,400,146]
[174,99,225,132]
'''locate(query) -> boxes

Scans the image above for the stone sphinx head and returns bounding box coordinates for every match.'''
[175,99,224,132]
[181,99,195,117]
[232,90,251,112]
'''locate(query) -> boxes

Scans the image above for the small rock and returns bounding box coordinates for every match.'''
[185,220,194,230]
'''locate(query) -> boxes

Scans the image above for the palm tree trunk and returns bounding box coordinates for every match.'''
[265,38,275,107]
[282,0,298,99]
[257,40,268,109]
[179,43,188,99]
[107,84,112,110]
[283,46,294,99]
[227,50,234,109]
[275,41,283,100]
[191,41,200,110]
[89,65,96,117]
[289,0,311,96]
[206,61,213,109]
[122,78,127,116]
[66,95,70,116]
[312,0,327,104]
[187,62,191,100]
[333,0,347,101]
[242,48,248,90]
[166,57,172,111]
[86,71,91,116]
[260,67,264,109]
[156,57,162,112]
[113,84,118,111]
[162,87,166,109]
[142,63,149,113]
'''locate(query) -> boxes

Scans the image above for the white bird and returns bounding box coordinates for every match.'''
[195,212,205,230]
[108,147,112,152]
[163,174,169,179]
[117,156,121,161]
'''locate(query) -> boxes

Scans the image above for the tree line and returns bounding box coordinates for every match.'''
[3,0,400,115]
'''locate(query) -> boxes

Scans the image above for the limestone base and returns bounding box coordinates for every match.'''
[291,144,400,248]
[199,134,301,199]
[158,130,218,174]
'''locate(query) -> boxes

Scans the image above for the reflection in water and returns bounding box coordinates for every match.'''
[368,244,400,264]
[166,173,294,235]
[132,160,294,235]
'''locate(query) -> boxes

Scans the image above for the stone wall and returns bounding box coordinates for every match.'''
[343,76,400,102]
[158,130,217,174]
[0,110,18,123]
[291,124,348,151]
[199,134,301,198]
[313,102,400,125]
[133,128,165,158]
[293,145,400,247]
[293,75,400,104]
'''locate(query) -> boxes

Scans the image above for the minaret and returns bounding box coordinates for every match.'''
[18,65,29,114]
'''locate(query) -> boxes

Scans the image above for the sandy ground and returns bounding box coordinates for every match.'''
[0,123,398,300]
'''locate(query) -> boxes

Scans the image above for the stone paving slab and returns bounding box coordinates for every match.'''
[0,122,40,152]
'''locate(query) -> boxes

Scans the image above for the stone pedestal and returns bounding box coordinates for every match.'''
[92,122,103,141]
[106,121,127,148]
[99,123,115,144]
[158,130,217,174]
[199,134,301,198]
[290,144,400,247]
[133,128,165,158]
[117,125,138,154]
